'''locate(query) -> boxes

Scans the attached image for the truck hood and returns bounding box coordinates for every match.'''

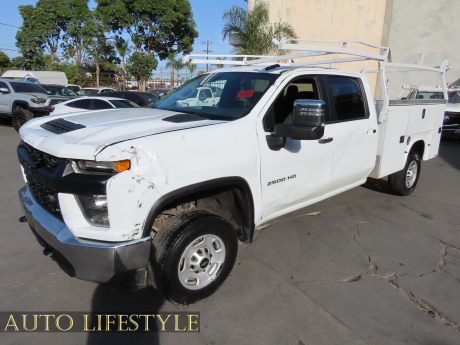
[19,108,227,159]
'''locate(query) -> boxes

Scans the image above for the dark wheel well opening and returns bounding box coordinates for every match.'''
[410,140,425,159]
[144,180,255,244]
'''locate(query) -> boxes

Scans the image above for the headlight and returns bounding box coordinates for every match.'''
[30,98,46,104]
[76,195,109,227]
[444,116,450,123]
[71,160,130,174]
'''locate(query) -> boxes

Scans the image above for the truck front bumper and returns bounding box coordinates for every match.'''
[19,185,151,283]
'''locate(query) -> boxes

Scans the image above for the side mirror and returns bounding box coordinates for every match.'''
[0,88,9,94]
[159,92,166,99]
[274,100,325,140]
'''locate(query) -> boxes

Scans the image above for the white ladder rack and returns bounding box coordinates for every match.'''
[182,37,449,122]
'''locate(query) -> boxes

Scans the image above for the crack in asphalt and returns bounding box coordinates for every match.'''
[350,225,460,334]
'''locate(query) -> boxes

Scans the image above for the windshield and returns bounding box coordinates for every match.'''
[448,91,460,104]
[9,82,48,94]
[108,99,140,108]
[42,85,77,97]
[152,72,279,119]
[78,89,100,96]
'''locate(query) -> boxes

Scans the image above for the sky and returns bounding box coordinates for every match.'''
[0,0,247,70]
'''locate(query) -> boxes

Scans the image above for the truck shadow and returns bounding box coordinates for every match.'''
[0,117,12,127]
[87,284,164,345]
[438,136,460,170]
[361,177,391,195]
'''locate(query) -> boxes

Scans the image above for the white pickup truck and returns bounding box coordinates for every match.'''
[17,38,448,305]
[175,86,220,108]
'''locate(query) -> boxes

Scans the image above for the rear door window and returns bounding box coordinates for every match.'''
[326,76,368,122]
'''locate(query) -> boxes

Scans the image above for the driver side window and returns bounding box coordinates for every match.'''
[263,77,321,131]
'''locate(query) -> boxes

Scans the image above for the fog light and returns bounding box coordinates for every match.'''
[76,195,109,227]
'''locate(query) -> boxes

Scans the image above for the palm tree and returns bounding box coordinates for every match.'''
[222,1,295,55]
[115,40,130,90]
[173,59,184,86]
[212,57,226,69]
[186,63,197,78]
[166,51,177,87]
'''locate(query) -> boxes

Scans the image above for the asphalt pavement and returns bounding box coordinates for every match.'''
[1,117,460,344]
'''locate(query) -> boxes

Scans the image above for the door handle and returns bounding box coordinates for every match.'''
[318,137,333,144]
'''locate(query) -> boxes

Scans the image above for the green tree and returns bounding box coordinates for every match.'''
[186,63,197,78]
[0,51,10,72]
[222,1,295,55]
[16,0,69,65]
[95,0,198,90]
[95,0,198,59]
[10,56,26,70]
[61,0,92,64]
[125,53,158,86]
[81,19,119,87]
[166,52,185,87]
[198,70,205,75]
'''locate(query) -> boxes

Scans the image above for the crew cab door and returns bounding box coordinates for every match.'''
[257,74,334,221]
[322,75,378,193]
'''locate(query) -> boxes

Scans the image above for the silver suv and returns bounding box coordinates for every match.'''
[0,78,70,131]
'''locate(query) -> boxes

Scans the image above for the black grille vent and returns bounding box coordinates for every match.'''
[28,178,61,218]
[23,142,67,169]
[40,118,86,135]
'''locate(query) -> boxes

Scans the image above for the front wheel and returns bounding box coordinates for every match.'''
[12,107,34,132]
[149,210,238,305]
[388,151,421,196]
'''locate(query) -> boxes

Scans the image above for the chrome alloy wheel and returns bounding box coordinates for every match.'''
[178,234,226,290]
[406,160,418,188]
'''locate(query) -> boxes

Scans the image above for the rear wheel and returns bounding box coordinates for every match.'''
[12,107,33,132]
[149,210,238,305]
[388,151,421,196]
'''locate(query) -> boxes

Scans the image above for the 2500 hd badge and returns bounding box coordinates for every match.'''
[267,174,296,186]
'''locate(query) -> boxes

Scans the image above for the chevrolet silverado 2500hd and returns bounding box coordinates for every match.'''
[17,38,449,305]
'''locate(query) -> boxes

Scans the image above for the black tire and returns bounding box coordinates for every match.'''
[12,107,34,132]
[149,210,238,305]
[388,151,421,196]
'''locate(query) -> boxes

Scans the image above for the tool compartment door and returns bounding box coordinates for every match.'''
[377,106,410,178]
[427,104,446,159]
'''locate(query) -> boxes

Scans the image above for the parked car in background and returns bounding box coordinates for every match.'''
[41,84,79,98]
[66,84,81,93]
[399,85,460,139]
[100,91,159,107]
[50,96,140,115]
[0,78,69,131]
[175,86,220,107]
[150,88,170,99]
[77,87,116,96]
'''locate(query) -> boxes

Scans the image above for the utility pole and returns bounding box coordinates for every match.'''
[202,40,213,72]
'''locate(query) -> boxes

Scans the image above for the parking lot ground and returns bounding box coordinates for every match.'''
[1,118,460,344]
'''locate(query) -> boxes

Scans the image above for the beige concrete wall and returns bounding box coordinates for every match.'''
[383,0,460,99]
[249,0,389,93]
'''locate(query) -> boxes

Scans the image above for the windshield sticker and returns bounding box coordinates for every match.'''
[237,90,254,98]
